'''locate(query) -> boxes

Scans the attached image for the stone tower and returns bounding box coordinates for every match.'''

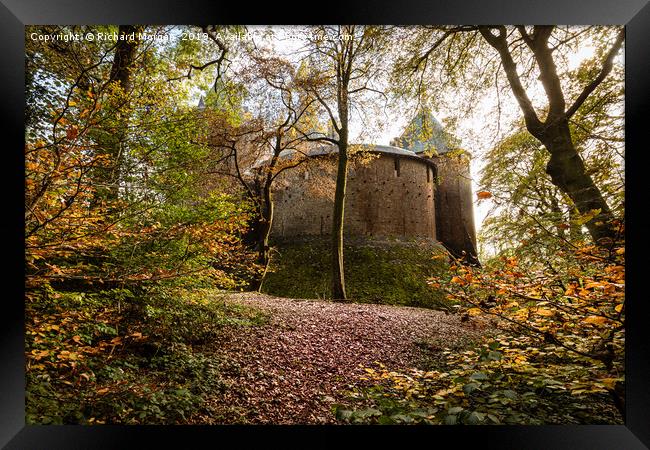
[393,110,478,263]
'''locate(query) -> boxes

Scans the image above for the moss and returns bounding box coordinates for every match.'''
[261,235,453,310]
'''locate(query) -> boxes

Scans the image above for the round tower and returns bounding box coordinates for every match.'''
[391,109,478,263]
[271,145,438,241]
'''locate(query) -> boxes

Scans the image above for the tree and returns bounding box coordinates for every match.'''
[190,41,321,290]
[479,107,624,262]
[398,25,624,245]
[478,26,623,244]
[25,25,256,290]
[295,25,389,300]
[239,55,318,279]
[94,25,145,202]
[479,129,576,259]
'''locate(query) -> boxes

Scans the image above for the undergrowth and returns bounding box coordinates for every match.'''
[25,284,267,425]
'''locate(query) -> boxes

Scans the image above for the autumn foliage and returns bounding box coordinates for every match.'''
[336,223,625,425]
[24,25,261,424]
[24,24,625,426]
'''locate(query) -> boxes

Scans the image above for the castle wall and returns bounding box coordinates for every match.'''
[430,152,478,261]
[271,154,437,240]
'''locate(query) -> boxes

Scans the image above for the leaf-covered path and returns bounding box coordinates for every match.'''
[198,293,488,424]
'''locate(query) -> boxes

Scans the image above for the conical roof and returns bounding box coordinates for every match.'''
[394,110,454,155]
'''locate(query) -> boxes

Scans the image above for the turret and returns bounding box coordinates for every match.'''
[396,110,478,264]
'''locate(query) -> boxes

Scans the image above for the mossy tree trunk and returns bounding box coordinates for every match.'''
[331,128,349,300]
[298,25,386,299]
[258,149,280,267]
[541,125,614,243]
[330,54,352,300]
[259,185,274,267]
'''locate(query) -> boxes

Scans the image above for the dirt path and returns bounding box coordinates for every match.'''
[201,293,487,424]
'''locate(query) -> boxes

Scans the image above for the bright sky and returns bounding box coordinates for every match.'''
[196,26,615,237]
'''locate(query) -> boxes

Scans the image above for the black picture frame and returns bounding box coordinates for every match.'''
[3,0,649,447]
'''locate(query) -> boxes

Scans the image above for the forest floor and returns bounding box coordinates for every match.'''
[195,292,489,424]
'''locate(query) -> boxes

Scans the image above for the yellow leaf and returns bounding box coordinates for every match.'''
[30,349,50,360]
[57,351,80,360]
[599,378,618,390]
[583,315,607,325]
[450,276,463,284]
[467,308,482,316]
[615,304,624,313]
[536,308,555,317]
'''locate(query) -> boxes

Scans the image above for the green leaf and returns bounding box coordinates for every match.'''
[377,415,395,424]
[502,389,518,399]
[470,372,488,381]
[448,406,464,415]
[355,408,382,419]
[466,411,485,424]
[335,408,353,421]
[444,414,458,425]
[487,351,502,361]
[391,414,414,423]
[487,413,500,424]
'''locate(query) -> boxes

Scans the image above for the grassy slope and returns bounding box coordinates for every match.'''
[262,236,453,310]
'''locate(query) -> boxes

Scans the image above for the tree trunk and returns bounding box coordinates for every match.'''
[478,26,618,245]
[540,123,614,244]
[259,188,273,266]
[108,25,142,93]
[568,204,583,242]
[255,184,274,292]
[331,138,349,300]
[549,194,566,239]
[95,25,143,203]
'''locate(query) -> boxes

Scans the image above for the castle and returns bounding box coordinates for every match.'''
[270,111,478,262]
